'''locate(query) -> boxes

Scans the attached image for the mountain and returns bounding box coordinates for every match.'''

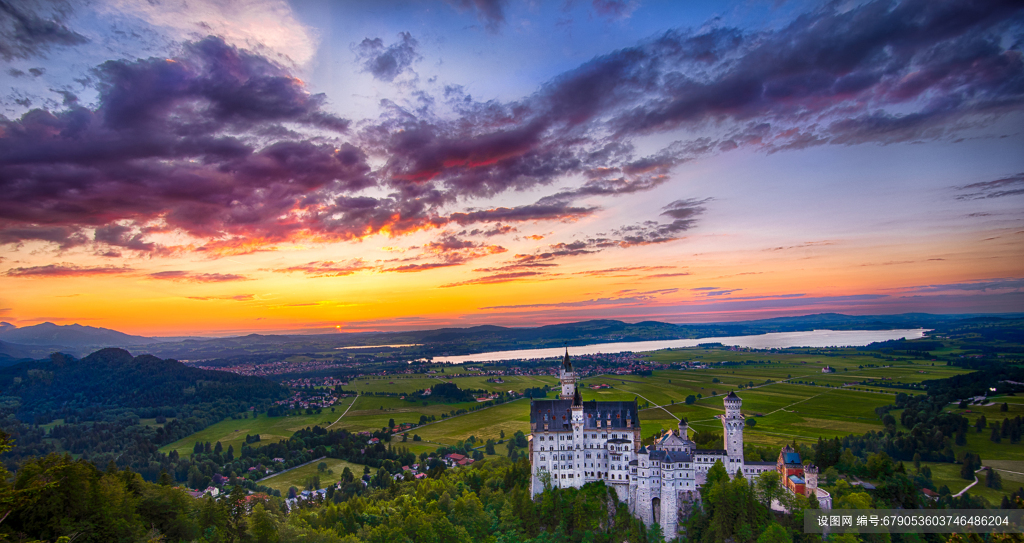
[0,322,161,348]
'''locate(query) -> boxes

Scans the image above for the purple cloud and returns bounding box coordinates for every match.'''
[355,32,420,82]
[148,271,250,283]
[3,263,133,277]
[0,1,88,60]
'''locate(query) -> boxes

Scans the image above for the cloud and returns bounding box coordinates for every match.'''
[572,266,676,277]
[957,173,1024,200]
[94,224,166,255]
[355,32,420,82]
[381,235,506,272]
[4,0,1022,265]
[0,36,364,254]
[270,259,372,278]
[105,0,318,64]
[148,271,250,282]
[0,0,88,60]
[272,236,507,277]
[3,263,133,277]
[480,288,677,309]
[463,224,517,237]
[440,270,549,288]
[187,294,255,301]
[903,278,1024,293]
[590,0,637,20]
[704,289,742,297]
[377,0,1023,202]
[690,286,743,297]
[447,202,596,224]
[445,0,507,32]
[610,198,709,246]
[0,225,87,249]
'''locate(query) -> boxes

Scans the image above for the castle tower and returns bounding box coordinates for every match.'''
[678,418,695,455]
[634,446,653,525]
[805,464,819,496]
[721,391,744,466]
[559,348,576,400]
[571,386,585,485]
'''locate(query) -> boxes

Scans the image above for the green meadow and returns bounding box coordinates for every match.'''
[164,345,1024,501]
[260,457,366,494]
[159,396,358,457]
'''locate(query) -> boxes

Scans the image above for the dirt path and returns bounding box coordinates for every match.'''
[326,394,359,429]
[953,468,986,498]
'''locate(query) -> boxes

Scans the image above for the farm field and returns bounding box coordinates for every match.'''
[159,396,358,457]
[162,354,972,459]
[164,344,1018,507]
[338,394,498,433]
[260,457,366,494]
[398,399,533,446]
[347,374,555,395]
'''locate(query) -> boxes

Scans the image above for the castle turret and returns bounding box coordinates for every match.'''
[559,348,576,400]
[721,391,744,468]
[677,418,695,454]
[805,464,819,495]
[571,385,585,484]
[634,446,653,525]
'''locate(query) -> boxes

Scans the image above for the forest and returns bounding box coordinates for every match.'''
[0,349,287,482]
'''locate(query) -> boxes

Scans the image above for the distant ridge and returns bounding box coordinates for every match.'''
[130,311,1024,360]
[0,322,161,348]
[5,312,1022,362]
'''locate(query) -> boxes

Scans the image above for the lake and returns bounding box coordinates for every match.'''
[432,328,929,364]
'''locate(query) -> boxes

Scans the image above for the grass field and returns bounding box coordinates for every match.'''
[165,345,1020,507]
[260,457,366,494]
[159,396,358,457]
[163,351,972,460]
[915,461,1024,505]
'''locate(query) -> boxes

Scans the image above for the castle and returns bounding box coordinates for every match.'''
[529,351,831,540]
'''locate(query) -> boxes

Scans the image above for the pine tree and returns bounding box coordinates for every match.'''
[987,468,1003,490]
[991,424,1002,444]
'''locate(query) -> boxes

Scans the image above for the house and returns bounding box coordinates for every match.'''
[444,453,475,467]
[922,488,939,501]
[776,446,810,495]
[821,366,836,373]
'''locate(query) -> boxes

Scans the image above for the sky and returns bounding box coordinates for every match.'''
[0,0,1022,336]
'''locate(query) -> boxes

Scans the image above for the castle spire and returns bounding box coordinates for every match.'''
[559,346,576,400]
[572,384,583,407]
